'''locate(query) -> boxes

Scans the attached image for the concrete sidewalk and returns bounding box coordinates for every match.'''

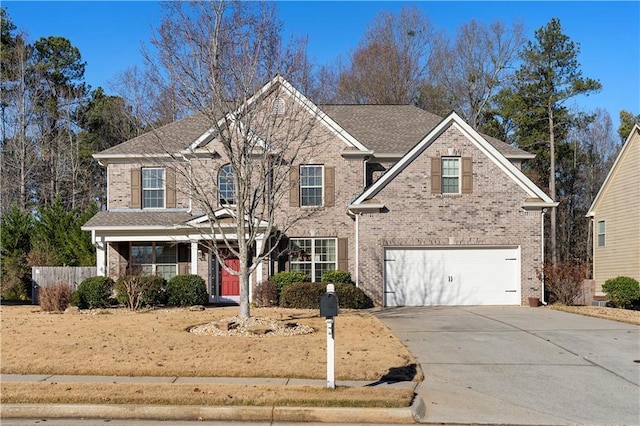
[0,374,424,424]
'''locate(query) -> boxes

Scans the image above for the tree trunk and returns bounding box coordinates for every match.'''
[239,263,250,318]
[548,101,557,266]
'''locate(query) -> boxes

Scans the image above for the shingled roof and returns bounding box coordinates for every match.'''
[94,104,532,159]
[95,114,211,157]
[320,104,532,159]
[82,211,204,229]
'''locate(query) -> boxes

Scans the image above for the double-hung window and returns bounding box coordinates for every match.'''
[142,168,165,208]
[289,238,336,282]
[441,157,461,194]
[218,164,235,205]
[597,220,606,247]
[130,242,189,280]
[300,165,323,207]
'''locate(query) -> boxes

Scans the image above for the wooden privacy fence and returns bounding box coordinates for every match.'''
[31,266,97,304]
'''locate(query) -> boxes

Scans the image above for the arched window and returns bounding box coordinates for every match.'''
[272,97,285,115]
[218,164,235,205]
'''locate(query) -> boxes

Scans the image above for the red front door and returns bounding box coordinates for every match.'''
[221,258,240,296]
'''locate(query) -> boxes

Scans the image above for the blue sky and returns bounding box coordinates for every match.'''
[4,1,639,128]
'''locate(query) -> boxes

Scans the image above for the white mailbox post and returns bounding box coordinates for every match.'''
[319,284,339,389]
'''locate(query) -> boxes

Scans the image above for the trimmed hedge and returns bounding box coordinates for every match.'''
[280,282,326,309]
[166,274,208,306]
[279,282,373,309]
[270,271,309,293]
[335,283,374,309]
[75,276,114,309]
[602,276,640,309]
[321,270,352,284]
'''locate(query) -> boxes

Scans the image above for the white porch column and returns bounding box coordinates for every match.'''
[96,238,106,277]
[252,235,265,303]
[191,241,199,275]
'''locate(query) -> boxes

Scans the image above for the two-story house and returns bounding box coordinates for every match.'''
[82,76,556,306]
[587,124,640,296]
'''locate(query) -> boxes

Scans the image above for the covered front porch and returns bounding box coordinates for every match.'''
[82,209,268,304]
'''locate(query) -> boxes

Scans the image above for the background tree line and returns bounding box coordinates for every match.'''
[1,4,638,300]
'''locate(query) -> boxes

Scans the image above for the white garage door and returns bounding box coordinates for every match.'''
[384,247,520,306]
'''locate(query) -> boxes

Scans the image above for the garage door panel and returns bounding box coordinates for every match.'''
[385,253,452,306]
[384,248,520,306]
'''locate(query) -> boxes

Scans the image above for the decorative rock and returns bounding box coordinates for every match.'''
[189,316,315,337]
[247,326,271,335]
[64,306,80,314]
[215,321,238,331]
[189,305,205,311]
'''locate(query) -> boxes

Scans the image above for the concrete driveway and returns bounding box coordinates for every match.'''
[375,306,640,425]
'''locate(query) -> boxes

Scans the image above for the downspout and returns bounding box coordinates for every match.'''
[540,210,547,305]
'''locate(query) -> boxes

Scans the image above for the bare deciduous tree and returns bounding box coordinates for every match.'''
[423,19,525,129]
[145,0,321,318]
[337,6,433,104]
[1,31,40,212]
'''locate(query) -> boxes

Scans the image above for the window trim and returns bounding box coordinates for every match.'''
[299,165,324,207]
[141,167,166,209]
[441,157,461,194]
[597,220,606,247]
[130,242,190,280]
[272,97,286,115]
[289,237,337,282]
[218,164,235,206]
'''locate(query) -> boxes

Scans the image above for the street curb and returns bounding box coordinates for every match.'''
[1,399,425,424]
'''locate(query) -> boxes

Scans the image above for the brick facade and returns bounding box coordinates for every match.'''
[86,78,552,307]
[356,126,544,305]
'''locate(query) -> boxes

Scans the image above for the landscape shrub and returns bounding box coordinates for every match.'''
[140,275,167,306]
[76,276,114,309]
[537,262,586,305]
[0,276,30,301]
[70,290,81,307]
[116,275,167,310]
[253,280,278,307]
[279,282,374,310]
[39,281,72,312]
[270,271,309,293]
[321,270,352,284]
[334,283,374,309]
[602,276,640,309]
[166,274,208,306]
[280,282,326,309]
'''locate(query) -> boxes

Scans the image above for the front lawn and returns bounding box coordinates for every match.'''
[0,305,419,407]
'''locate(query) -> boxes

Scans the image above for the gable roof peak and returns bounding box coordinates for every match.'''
[587,123,639,216]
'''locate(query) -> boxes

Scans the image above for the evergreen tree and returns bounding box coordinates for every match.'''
[498,18,601,265]
[618,110,640,142]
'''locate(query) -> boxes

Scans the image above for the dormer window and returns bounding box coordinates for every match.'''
[272,97,285,115]
[218,164,235,205]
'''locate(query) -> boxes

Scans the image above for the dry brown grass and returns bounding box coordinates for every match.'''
[548,304,640,325]
[0,305,420,381]
[0,382,414,407]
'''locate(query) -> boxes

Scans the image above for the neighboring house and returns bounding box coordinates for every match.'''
[82,76,556,306]
[587,124,640,296]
